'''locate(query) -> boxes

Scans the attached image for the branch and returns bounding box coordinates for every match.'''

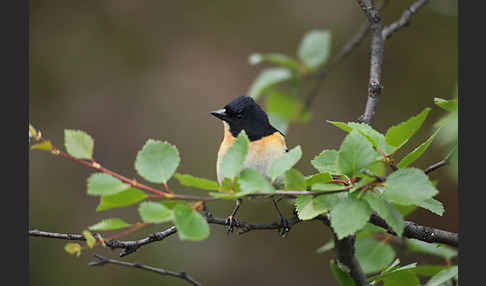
[316,215,369,286]
[89,254,201,286]
[424,160,448,174]
[382,0,431,39]
[369,214,459,247]
[356,0,384,125]
[305,0,389,109]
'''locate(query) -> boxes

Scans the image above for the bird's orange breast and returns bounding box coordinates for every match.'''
[216,123,287,183]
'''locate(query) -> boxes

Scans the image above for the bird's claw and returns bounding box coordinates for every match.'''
[278,216,290,238]
[225,215,239,234]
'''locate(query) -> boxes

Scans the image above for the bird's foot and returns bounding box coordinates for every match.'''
[225,215,240,234]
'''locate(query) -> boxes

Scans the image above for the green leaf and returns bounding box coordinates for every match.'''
[64,129,94,159]
[330,259,356,286]
[89,218,131,231]
[134,140,180,184]
[86,173,129,196]
[416,198,444,216]
[266,145,302,181]
[425,266,458,286]
[397,129,439,168]
[267,113,289,135]
[64,243,82,256]
[311,183,347,192]
[330,196,372,239]
[248,68,292,100]
[298,30,332,70]
[96,188,148,211]
[248,53,300,71]
[383,168,438,205]
[414,265,450,277]
[394,204,417,217]
[173,203,210,241]
[385,108,431,148]
[311,149,341,174]
[381,269,420,286]
[31,140,53,151]
[355,237,396,274]
[220,131,250,180]
[82,230,96,248]
[173,173,219,191]
[208,192,244,199]
[138,202,172,224]
[284,169,306,190]
[434,98,458,112]
[328,121,395,155]
[295,193,345,220]
[338,130,379,177]
[306,172,333,186]
[405,239,457,259]
[266,91,306,121]
[363,193,404,236]
[316,240,334,254]
[238,168,275,194]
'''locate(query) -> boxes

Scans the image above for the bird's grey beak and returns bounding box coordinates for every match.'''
[210,109,228,121]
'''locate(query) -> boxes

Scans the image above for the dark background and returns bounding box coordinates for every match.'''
[29,1,457,285]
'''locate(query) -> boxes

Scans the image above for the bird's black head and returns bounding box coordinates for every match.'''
[210,96,280,141]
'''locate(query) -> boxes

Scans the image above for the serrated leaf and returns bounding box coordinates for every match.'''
[248,68,292,100]
[220,131,249,180]
[160,200,186,209]
[65,243,82,256]
[266,145,302,181]
[82,230,96,248]
[385,108,431,148]
[31,140,53,151]
[338,130,379,177]
[174,173,219,191]
[89,218,131,231]
[248,53,300,71]
[328,121,395,155]
[138,202,172,224]
[173,203,210,241]
[306,172,333,186]
[394,204,417,217]
[316,240,334,254]
[397,129,439,168]
[284,169,306,190]
[363,193,404,236]
[208,192,244,199]
[434,98,458,112]
[416,198,444,216]
[425,266,458,286]
[383,168,438,205]
[330,259,356,286]
[295,193,345,220]
[405,239,457,259]
[86,173,129,196]
[134,139,180,184]
[96,188,147,211]
[238,168,275,194]
[330,196,372,239]
[355,237,396,274]
[311,149,341,174]
[64,129,94,159]
[381,269,420,286]
[298,30,332,70]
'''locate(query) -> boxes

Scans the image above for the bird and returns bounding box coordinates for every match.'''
[210,95,290,235]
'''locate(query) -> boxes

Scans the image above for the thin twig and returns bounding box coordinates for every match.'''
[424,160,448,174]
[89,254,201,286]
[305,0,389,109]
[382,0,431,39]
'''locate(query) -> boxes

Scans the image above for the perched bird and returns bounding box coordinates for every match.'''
[210,95,289,235]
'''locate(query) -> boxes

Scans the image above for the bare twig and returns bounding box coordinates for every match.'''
[89,254,201,286]
[305,0,389,109]
[382,0,431,39]
[424,160,448,174]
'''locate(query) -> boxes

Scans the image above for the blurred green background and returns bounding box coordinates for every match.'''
[29,0,457,285]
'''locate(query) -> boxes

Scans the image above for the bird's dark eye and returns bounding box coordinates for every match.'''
[236,113,243,119]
